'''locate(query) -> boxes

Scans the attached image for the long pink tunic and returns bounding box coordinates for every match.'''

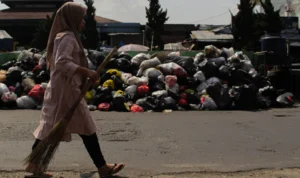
[33,31,97,142]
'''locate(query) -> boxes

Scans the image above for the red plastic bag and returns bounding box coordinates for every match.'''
[28,84,45,102]
[131,104,144,112]
[137,85,149,96]
[98,103,111,111]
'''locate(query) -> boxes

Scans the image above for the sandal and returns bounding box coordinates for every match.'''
[101,163,125,178]
[24,172,53,178]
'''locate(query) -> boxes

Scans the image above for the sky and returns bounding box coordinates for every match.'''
[0,0,284,25]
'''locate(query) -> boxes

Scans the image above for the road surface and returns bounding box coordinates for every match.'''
[0,108,300,177]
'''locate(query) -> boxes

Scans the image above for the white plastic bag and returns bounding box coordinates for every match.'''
[131,53,150,66]
[16,96,37,109]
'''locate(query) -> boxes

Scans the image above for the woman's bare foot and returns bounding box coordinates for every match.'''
[98,163,125,177]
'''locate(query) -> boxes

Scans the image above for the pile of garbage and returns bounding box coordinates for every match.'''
[0,45,295,112]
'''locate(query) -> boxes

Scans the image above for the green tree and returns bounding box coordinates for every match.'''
[231,0,256,50]
[145,0,169,50]
[82,0,99,49]
[259,0,283,34]
[31,12,56,51]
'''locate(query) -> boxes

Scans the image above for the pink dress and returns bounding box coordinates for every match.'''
[33,31,97,142]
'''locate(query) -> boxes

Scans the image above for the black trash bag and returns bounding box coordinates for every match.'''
[206,77,221,85]
[198,59,219,79]
[111,75,124,90]
[186,93,200,104]
[208,57,226,67]
[118,53,132,61]
[5,70,22,86]
[136,96,160,111]
[167,89,180,101]
[252,73,270,88]
[276,92,295,107]
[34,70,50,84]
[257,95,272,109]
[177,76,198,88]
[219,86,234,110]
[116,58,132,73]
[88,50,105,67]
[206,81,222,107]
[160,97,178,110]
[196,82,208,94]
[92,87,113,106]
[150,80,165,92]
[229,68,254,85]
[258,85,282,107]
[0,60,16,70]
[112,97,129,112]
[21,71,35,80]
[152,90,168,99]
[164,56,197,75]
[15,58,37,71]
[105,58,118,69]
[230,84,259,110]
[14,83,23,97]
[218,65,231,81]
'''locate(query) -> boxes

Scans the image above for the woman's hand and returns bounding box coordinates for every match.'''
[86,70,99,83]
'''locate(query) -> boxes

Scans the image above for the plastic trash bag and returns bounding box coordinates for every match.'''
[92,87,113,106]
[219,86,233,110]
[137,85,149,96]
[131,104,144,112]
[276,92,295,107]
[28,84,46,102]
[206,81,222,106]
[0,70,7,82]
[127,76,148,86]
[200,95,218,110]
[168,51,180,57]
[22,78,36,94]
[121,73,132,83]
[164,56,197,76]
[204,45,221,58]
[1,86,17,103]
[193,71,206,83]
[0,60,15,70]
[157,62,188,77]
[152,90,168,99]
[137,57,161,76]
[143,68,163,81]
[194,52,205,65]
[136,96,160,111]
[131,53,150,67]
[112,96,130,112]
[98,103,111,111]
[16,95,37,109]
[230,84,258,110]
[165,75,177,89]
[125,85,138,101]
[0,83,9,96]
[160,97,177,110]
[196,82,208,94]
[88,50,105,67]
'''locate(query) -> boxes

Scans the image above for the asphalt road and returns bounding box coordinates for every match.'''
[1,108,300,177]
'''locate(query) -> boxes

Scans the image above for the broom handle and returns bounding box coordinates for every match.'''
[64,47,118,122]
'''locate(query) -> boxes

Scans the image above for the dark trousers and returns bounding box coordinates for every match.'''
[32,133,106,168]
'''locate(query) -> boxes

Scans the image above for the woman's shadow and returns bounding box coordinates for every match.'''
[80,171,129,178]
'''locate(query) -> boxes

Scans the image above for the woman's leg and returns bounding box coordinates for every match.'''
[79,133,125,176]
[79,133,106,167]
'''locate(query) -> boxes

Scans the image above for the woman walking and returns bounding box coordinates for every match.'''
[25,2,125,177]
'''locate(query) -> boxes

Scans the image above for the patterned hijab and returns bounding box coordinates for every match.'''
[46,2,87,69]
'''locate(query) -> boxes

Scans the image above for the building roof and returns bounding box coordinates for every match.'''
[191,30,233,42]
[0,30,13,39]
[0,11,119,23]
